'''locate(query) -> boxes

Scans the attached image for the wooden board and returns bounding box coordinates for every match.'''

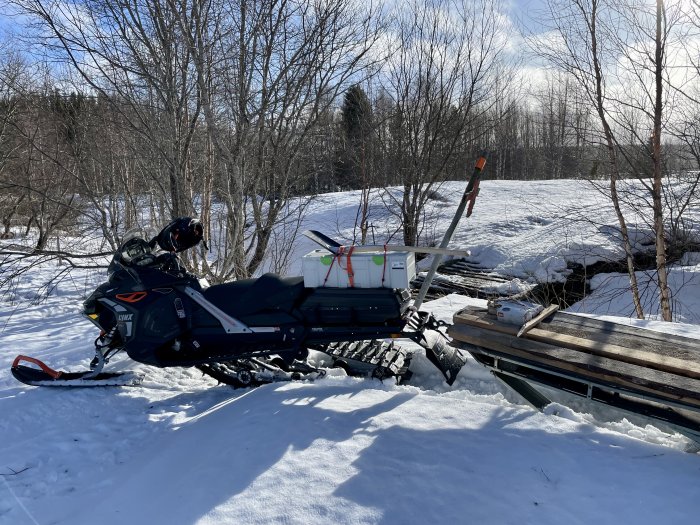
[517,304,559,337]
[543,312,700,360]
[454,311,700,381]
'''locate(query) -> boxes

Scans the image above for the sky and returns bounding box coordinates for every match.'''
[0,0,550,42]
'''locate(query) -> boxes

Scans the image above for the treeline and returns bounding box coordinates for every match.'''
[1,84,696,234]
[3,83,694,238]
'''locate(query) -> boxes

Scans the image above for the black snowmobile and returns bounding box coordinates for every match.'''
[11,218,465,388]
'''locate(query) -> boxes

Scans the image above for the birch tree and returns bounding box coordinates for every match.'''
[536,0,683,320]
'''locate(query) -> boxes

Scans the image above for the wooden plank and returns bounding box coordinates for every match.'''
[452,323,700,394]
[450,324,700,408]
[532,329,700,381]
[533,324,700,372]
[342,244,470,257]
[454,311,700,381]
[546,312,700,355]
[577,327,697,363]
[537,319,700,362]
[448,323,700,409]
[517,304,559,337]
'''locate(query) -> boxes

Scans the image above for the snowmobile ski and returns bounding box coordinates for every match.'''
[11,355,144,387]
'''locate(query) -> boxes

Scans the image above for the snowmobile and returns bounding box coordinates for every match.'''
[11,218,466,388]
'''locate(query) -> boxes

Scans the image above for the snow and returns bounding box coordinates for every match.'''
[567,264,700,324]
[2,179,700,524]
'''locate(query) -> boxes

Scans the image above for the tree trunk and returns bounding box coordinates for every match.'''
[653,0,672,321]
[589,0,644,318]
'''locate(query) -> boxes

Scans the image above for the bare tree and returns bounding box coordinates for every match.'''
[14,0,202,219]
[536,0,690,321]
[666,0,700,257]
[379,0,510,246]
[175,0,383,280]
[536,0,646,318]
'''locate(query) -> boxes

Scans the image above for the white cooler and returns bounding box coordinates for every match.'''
[302,249,416,289]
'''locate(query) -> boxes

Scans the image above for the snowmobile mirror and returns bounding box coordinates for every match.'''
[156,217,204,253]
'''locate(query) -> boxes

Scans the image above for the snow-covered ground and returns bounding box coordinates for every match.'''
[2,179,700,524]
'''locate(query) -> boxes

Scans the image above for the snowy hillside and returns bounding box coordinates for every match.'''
[2,179,700,524]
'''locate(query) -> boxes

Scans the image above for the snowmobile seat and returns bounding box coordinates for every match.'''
[202,273,307,318]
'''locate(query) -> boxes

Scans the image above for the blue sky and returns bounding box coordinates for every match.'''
[0,0,552,39]
[510,0,552,34]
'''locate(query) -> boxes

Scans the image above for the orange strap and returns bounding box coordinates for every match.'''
[322,246,356,287]
[345,246,355,287]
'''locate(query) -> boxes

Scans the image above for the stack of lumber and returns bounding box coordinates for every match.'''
[449,309,700,411]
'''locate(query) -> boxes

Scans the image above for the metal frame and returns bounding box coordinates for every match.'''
[464,344,700,447]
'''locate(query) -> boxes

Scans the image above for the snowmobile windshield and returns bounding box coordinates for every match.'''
[117,227,158,267]
[120,238,151,264]
[121,227,157,248]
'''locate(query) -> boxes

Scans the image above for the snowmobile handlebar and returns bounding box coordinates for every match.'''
[112,217,203,273]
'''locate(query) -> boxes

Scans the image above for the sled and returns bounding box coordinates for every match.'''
[449,307,700,447]
[11,218,466,389]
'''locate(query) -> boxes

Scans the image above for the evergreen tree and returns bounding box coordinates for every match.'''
[337,84,373,189]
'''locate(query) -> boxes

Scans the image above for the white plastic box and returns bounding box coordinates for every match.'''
[302,249,416,289]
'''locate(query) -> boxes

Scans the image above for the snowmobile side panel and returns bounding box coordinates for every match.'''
[300,288,409,325]
[185,287,253,334]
